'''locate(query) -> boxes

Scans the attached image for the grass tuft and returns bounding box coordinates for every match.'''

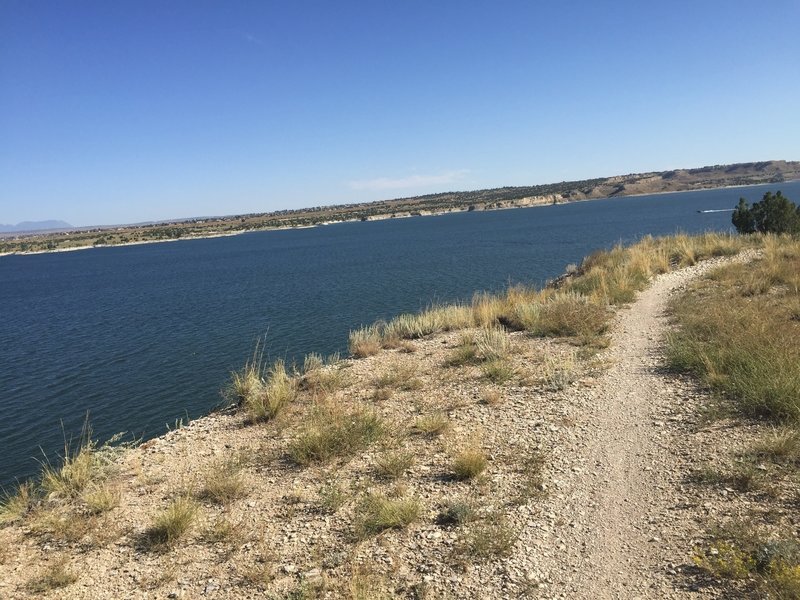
[354,493,420,537]
[0,481,33,525]
[482,359,515,384]
[81,482,120,515]
[197,456,247,504]
[373,362,422,391]
[349,325,382,358]
[375,450,415,481]
[451,446,488,480]
[144,495,199,548]
[437,497,480,526]
[456,516,517,559]
[290,405,385,465]
[229,357,298,422]
[413,413,449,437]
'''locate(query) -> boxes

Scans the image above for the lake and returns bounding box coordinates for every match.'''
[2,181,798,488]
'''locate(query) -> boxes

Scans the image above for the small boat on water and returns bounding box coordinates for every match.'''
[697,208,735,213]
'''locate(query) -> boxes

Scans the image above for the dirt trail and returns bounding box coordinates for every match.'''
[530,256,753,599]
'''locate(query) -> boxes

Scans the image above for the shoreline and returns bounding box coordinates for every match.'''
[3,179,791,259]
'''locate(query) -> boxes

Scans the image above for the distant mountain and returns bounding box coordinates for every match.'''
[0,220,73,233]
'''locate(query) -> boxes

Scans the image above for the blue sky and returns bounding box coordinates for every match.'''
[1,1,799,226]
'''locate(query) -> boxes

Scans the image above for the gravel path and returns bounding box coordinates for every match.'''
[531,255,754,599]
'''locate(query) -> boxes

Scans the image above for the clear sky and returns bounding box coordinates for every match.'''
[1,1,799,226]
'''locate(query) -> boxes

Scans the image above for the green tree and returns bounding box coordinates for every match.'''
[731,191,800,234]
[732,197,755,233]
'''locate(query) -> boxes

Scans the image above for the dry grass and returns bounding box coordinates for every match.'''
[480,388,503,406]
[143,495,199,548]
[451,446,488,480]
[413,413,449,437]
[349,567,391,600]
[354,493,420,537]
[437,497,481,526]
[349,325,382,358]
[41,441,97,500]
[373,362,422,391]
[747,428,800,463]
[0,481,32,525]
[26,557,77,593]
[81,482,121,515]
[542,350,577,391]
[482,359,515,384]
[201,517,244,544]
[302,353,347,396]
[289,405,385,465]
[197,456,247,504]
[318,481,348,513]
[456,516,517,560]
[444,333,479,367]
[474,327,510,361]
[229,357,298,422]
[375,450,415,481]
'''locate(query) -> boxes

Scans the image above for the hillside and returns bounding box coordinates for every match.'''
[2,160,798,255]
[2,233,798,598]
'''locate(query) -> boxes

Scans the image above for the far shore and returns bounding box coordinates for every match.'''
[2,178,796,259]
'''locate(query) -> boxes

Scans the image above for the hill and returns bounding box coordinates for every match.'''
[0,220,72,234]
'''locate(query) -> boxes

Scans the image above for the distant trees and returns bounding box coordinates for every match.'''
[732,191,800,234]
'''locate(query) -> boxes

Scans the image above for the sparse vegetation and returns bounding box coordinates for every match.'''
[482,359,515,384]
[693,521,800,595]
[230,358,298,423]
[542,351,577,391]
[373,362,422,391]
[81,482,121,514]
[202,517,243,544]
[480,388,503,406]
[318,481,348,513]
[26,558,77,593]
[668,236,800,421]
[444,333,478,367]
[40,438,98,500]
[5,231,783,597]
[349,567,391,600]
[301,352,346,396]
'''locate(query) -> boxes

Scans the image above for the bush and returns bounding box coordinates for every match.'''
[733,191,800,234]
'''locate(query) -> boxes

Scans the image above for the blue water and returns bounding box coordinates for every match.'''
[1,182,798,488]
